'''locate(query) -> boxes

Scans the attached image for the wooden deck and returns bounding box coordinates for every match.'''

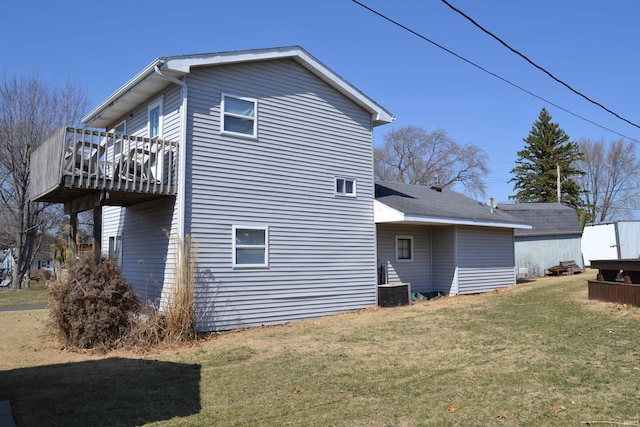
[30,127,178,211]
[588,259,640,307]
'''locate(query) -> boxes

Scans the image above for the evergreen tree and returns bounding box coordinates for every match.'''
[509,108,584,208]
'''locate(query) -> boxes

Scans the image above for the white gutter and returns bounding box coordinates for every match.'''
[402,214,532,230]
[82,59,163,125]
[154,65,188,240]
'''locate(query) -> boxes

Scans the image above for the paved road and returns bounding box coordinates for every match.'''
[0,305,47,312]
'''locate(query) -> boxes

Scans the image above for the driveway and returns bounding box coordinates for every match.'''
[0,305,47,312]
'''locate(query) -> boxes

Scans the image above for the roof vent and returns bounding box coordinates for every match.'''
[430,186,442,192]
[487,197,497,213]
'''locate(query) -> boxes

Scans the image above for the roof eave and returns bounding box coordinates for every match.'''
[82,58,165,127]
[402,214,532,229]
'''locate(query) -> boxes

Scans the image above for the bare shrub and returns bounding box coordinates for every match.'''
[49,235,198,353]
[49,255,141,352]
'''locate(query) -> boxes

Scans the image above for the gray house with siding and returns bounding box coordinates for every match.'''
[375,182,531,295]
[498,203,583,278]
[30,46,394,331]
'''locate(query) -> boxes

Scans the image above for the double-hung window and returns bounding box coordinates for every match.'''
[148,98,163,138]
[233,226,268,267]
[335,178,356,196]
[396,235,414,261]
[221,94,257,137]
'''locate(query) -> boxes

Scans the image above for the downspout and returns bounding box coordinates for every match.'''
[453,226,459,295]
[614,221,621,260]
[154,65,187,240]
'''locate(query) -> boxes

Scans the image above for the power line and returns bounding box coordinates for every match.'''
[351,0,640,143]
[440,0,640,131]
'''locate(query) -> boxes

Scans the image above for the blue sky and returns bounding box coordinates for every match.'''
[3,0,639,204]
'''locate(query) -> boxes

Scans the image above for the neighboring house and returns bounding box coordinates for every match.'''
[375,182,531,295]
[1,249,12,276]
[582,221,640,266]
[30,46,394,331]
[498,203,584,278]
[31,248,53,273]
[1,247,52,279]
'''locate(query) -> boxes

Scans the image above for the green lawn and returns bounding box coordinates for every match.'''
[1,272,639,426]
[0,280,49,308]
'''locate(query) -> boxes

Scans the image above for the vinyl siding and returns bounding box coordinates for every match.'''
[515,235,582,278]
[432,226,456,294]
[185,59,377,331]
[457,226,515,294]
[376,223,432,292]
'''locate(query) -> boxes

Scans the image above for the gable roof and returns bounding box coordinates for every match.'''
[375,182,531,229]
[82,46,395,128]
[497,203,582,237]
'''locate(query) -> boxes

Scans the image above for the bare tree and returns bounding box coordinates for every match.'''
[375,125,490,197]
[0,74,87,289]
[575,138,640,223]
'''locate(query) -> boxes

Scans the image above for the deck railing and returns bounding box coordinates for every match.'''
[31,127,179,203]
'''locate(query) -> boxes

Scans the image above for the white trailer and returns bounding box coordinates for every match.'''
[582,221,640,266]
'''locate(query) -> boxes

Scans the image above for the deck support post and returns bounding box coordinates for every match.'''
[93,206,102,265]
[69,212,78,258]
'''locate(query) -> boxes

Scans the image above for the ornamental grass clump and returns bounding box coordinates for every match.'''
[49,255,141,352]
[163,235,197,343]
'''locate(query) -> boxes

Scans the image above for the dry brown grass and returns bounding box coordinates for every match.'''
[163,235,197,343]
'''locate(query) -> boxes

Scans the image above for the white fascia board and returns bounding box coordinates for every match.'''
[291,48,395,126]
[374,200,405,223]
[162,47,299,72]
[403,214,532,230]
[163,46,395,126]
[83,46,394,128]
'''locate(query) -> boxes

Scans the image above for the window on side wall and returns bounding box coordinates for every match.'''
[233,226,268,268]
[221,94,257,137]
[335,177,356,197]
[109,235,123,268]
[148,98,163,138]
[396,235,414,261]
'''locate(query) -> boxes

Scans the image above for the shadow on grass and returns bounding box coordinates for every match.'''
[0,357,201,426]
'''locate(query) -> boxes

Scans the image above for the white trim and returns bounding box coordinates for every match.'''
[395,235,414,262]
[221,93,257,138]
[374,201,531,229]
[403,214,531,229]
[177,82,188,240]
[232,225,269,268]
[453,227,459,295]
[374,200,405,222]
[108,235,123,268]
[147,97,163,138]
[112,120,126,134]
[82,46,394,128]
[335,177,356,197]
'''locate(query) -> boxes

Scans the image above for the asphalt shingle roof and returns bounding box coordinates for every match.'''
[497,203,581,237]
[375,182,529,228]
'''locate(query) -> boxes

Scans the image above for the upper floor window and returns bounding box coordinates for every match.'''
[233,225,268,268]
[335,178,356,196]
[148,98,163,138]
[221,94,257,137]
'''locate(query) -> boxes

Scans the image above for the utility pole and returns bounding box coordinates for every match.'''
[557,164,561,203]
